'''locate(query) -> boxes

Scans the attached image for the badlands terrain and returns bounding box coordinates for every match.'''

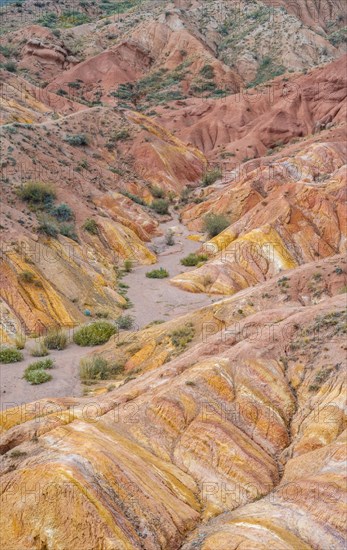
[0,0,346,548]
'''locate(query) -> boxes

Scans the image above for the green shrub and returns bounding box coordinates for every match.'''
[124,259,133,272]
[120,191,146,205]
[68,81,81,89]
[25,358,54,372]
[181,253,208,266]
[44,329,68,350]
[0,347,23,363]
[151,199,169,215]
[18,270,35,283]
[116,315,134,330]
[170,323,195,350]
[3,61,17,73]
[151,185,165,198]
[64,134,88,146]
[118,282,129,289]
[51,203,74,221]
[37,219,59,238]
[200,64,214,79]
[38,12,58,27]
[203,213,230,238]
[79,356,125,383]
[165,229,175,246]
[146,267,169,279]
[248,57,286,88]
[61,10,90,26]
[14,333,26,350]
[24,369,52,385]
[328,27,347,47]
[0,45,13,58]
[30,342,49,357]
[60,223,78,241]
[83,218,99,234]
[95,311,109,319]
[180,187,191,204]
[17,182,56,205]
[119,297,133,309]
[114,129,130,141]
[308,367,334,392]
[73,321,117,346]
[202,167,222,186]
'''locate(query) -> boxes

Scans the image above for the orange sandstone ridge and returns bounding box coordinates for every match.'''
[1,257,346,549]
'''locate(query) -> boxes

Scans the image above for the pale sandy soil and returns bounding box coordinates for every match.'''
[124,211,216,329]
[0,211,216,408]
[0,338,100,410]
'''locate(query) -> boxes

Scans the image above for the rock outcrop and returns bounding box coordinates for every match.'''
[171,139,347,294]
[1,257,346,549]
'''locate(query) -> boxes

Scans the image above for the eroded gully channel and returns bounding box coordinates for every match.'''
[123,209,217,329]
[0,211,216,408]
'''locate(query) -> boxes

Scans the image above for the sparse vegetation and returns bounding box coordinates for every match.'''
[44,329,68,350]
[17,182,56,206]
[51,203,74,222]
[203,213,230,238]
[23,369,52,385]
[79,356,125,383]
[60,223,78,241]
[114,129,130,141]
[116,315,134,330]
[83,218,99,235]
[124,259,133,273]
[328,27,347,47]
[0,347,23,363]
[181,253,208,266]
[202,167,222,186]
[64,134,88,146]
[30,341,49,357]
[151,185,165,199]
[248,56,286,88]
[14,333,26,350]
[120,191,146,206]
[308,367,334,392]
[73,321,117,346]
[151,199,169,215]
[2,61,17,72]
[165,229,175,246]
[146,268,169,279]
[18,270,36,284]
[278,276,290,289]
[170,323,195,350]
[9,450,27,458]
[25,358,54,372]
[37,218,59,238]
[24,357,53,384]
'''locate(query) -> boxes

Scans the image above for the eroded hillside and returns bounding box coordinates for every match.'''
[1,257,346,548]
[0,0,346,549]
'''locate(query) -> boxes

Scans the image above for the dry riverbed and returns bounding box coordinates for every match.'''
[1,211,216,408]
[124,212,216,329]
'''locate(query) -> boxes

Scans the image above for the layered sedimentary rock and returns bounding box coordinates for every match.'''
[0,82,206,338]
[171,140,347,294]
[1,258,346,549]
[156,55,347,161]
